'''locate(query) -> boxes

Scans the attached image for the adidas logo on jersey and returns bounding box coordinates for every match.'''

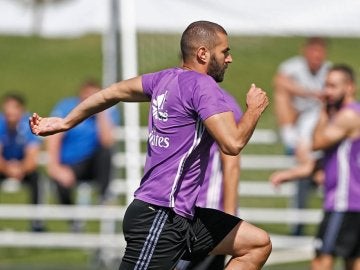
[152,91,169,122]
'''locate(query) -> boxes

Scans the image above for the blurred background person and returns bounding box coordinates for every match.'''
[0,92,45,232]
[270,64,360,270]
[46,79,119,232]
[273,37,331,235]
[176,89,242,270]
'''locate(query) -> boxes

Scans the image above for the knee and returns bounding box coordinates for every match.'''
[230,230,272,268]
[240,228,272,259]
[256,230,272,260]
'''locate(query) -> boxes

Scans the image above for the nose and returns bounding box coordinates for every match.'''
[226,54,233,63]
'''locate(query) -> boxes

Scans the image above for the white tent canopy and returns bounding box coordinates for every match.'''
[1,0,360,37]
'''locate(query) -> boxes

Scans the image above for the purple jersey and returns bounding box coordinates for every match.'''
[196,92,243,210]
[134,68,232,219]
[323,102,360,211]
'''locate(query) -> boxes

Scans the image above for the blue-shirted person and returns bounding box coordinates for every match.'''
[46,79,119,231]
[0,92,45,231]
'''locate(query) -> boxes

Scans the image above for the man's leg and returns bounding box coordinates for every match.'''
[178,255,225,270]
[274,84,299,155]
[290,126,318,236]
[119,199,188,270]
[55,180,73,205]
[312,212,346,270]
[291,177,314,235]
[311,254,334,270]
[23,171,46,231]
[93,147,112,203]
[60,157,95,206]
[211,221,271,270]
[274,85,297,130]
[190,208,271,270]
[345,258,360,270]
[23,171,41,204]
[191,255,225,270]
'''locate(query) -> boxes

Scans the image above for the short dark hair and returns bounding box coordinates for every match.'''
[180,21,227,62]
[80,78,101,89]
[330,64,355,83]
[305,36,327,47]
[2,92,26,106]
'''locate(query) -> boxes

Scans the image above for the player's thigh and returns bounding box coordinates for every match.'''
[211,220,270,257]
[189,207,240,259]
[121,199,188,270]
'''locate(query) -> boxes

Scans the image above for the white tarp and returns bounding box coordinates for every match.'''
[1,0,360,37]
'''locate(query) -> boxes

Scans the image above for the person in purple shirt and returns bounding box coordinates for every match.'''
[29,21,271,270]
[176,91,242,270]
[270,64,360,270]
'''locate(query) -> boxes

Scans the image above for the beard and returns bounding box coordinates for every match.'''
[326,94,345,116]
[207,55,226,82]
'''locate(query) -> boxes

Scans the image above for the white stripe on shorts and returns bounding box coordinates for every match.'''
[134,209,168,270]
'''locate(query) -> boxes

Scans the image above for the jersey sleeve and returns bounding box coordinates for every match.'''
[141,72,158,98]
[192,76,232,121]
[223,91,243,123]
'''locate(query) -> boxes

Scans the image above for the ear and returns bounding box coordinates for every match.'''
[197,46,209,63]
[348,82,356,96]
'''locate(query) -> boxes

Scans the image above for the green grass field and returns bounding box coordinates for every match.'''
[1,33,360,269]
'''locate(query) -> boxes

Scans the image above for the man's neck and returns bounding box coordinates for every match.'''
[182,61,207,75]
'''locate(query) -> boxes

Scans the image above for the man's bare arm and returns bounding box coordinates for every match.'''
[221,151,240,215]
[204,84,269,155]
[30,76,148,136]
[313,108,356,150]
[274,73,320,98]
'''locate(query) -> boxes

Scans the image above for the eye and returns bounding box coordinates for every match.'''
[223,48,230,57]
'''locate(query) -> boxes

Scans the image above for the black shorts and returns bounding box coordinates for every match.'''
[119,199,241,270]
[176,255,225,270]
[314,211,360,258]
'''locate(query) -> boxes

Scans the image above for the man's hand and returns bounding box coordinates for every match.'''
[29,113,67,136]
[269,171,289,187]
[246,84,269,115]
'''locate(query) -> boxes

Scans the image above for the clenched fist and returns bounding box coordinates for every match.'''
[246,84,269,115]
